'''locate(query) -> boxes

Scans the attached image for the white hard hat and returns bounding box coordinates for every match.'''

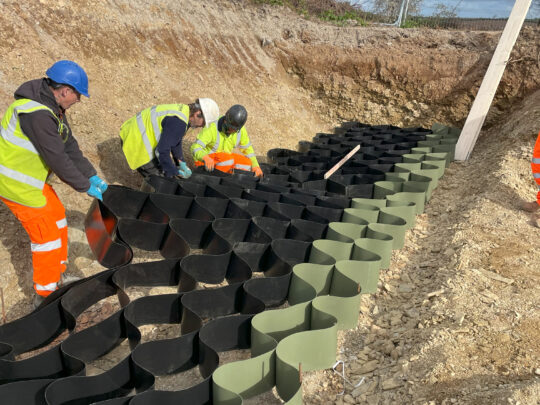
[198,98,219,128]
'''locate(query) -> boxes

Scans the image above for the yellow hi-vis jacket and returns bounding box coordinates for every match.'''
[190,120,259,168]
[0,99,59,207]
[119,104,189,170]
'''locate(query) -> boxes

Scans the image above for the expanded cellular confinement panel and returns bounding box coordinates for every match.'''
[0,122,459,405]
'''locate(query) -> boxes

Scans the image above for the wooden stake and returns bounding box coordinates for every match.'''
[324,145,361,179]
[299,362,303,383]
[0,288,6,324]
[454,0,532,160]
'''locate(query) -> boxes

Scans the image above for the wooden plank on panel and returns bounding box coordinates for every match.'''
[454,0,532,161]
[324,145,361,179]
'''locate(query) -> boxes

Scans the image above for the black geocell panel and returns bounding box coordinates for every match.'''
[0,124,446,404]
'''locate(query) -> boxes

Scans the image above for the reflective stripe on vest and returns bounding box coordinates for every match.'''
[210,127,221,153]
[56,218,67,229]
[0,164,45,189]
[533,157,540,164]
[0,101,43,155]
[151,107,187,146]
[212,127,241,153]
[192,139,206,154]
[136,112,154,161]
[0,99,57,207]
[150,106,160,144]
[135,106,189,161]
[121,104,189,169]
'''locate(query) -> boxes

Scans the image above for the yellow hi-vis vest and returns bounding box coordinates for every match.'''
[0,99,60,207]
[119,104,189,170]
[190,120,259,168]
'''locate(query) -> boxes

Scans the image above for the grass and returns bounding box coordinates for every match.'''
[249,0,368,26]
[252,0,285,5]
[319,10,368,26]
[401,19,421,28]
[249,0,540,30]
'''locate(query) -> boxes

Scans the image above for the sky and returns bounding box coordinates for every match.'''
[352,0,539,19]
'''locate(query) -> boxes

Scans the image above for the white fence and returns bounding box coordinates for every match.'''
[352,0,539,30]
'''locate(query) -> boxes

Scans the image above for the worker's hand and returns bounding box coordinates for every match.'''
[177,161,192,179]
[202,155,215,171]
[253,166,264,178]
[89,175,108,193]
[86,184,103,201]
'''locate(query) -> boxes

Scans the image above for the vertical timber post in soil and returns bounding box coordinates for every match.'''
[454,0,532,161]
[0,288,5,324]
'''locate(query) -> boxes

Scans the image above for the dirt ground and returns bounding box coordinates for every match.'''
[301,89,540,405]
[0,0,539,404]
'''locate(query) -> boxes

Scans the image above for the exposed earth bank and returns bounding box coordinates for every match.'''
[0,1,539,404]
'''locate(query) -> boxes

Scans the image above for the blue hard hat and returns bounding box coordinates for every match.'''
[46,60,89,97]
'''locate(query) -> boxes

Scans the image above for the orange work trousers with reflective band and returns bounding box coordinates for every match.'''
[532,131,540,205]
[195,152,254,174]
[0,184,67,297]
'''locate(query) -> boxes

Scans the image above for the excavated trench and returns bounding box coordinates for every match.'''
[0,122,458,404]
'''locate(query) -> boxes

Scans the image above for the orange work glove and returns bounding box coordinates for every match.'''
[253,166,263,178]
[202,155,215,171]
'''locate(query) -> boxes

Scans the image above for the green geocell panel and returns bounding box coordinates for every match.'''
[212,124,458,404]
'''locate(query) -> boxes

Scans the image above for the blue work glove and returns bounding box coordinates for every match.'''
[177,161,192,179]
[89,175,108,193]
[87,184,103,201]
[180,162,192,177]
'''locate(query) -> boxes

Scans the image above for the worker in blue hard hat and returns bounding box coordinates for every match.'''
[0,60,106,308]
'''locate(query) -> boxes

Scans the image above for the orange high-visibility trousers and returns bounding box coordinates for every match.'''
[532,131,540,205]
[195,152,253,174]
[0,184,67,297]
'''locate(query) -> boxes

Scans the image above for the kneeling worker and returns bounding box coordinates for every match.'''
[0,60,108,307]
[119,98,219,179]
[190,104,263,177]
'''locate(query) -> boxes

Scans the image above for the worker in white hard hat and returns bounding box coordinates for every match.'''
[119,98,219,179]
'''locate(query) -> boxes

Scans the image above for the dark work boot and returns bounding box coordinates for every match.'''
[33,294,46,309]
[521,201,539,212]
[60,273,82,287]
[534,212,540,228]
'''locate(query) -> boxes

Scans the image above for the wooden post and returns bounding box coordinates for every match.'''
[324,145,361,179]
[454,0,532,161]
[0,288,6,324]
